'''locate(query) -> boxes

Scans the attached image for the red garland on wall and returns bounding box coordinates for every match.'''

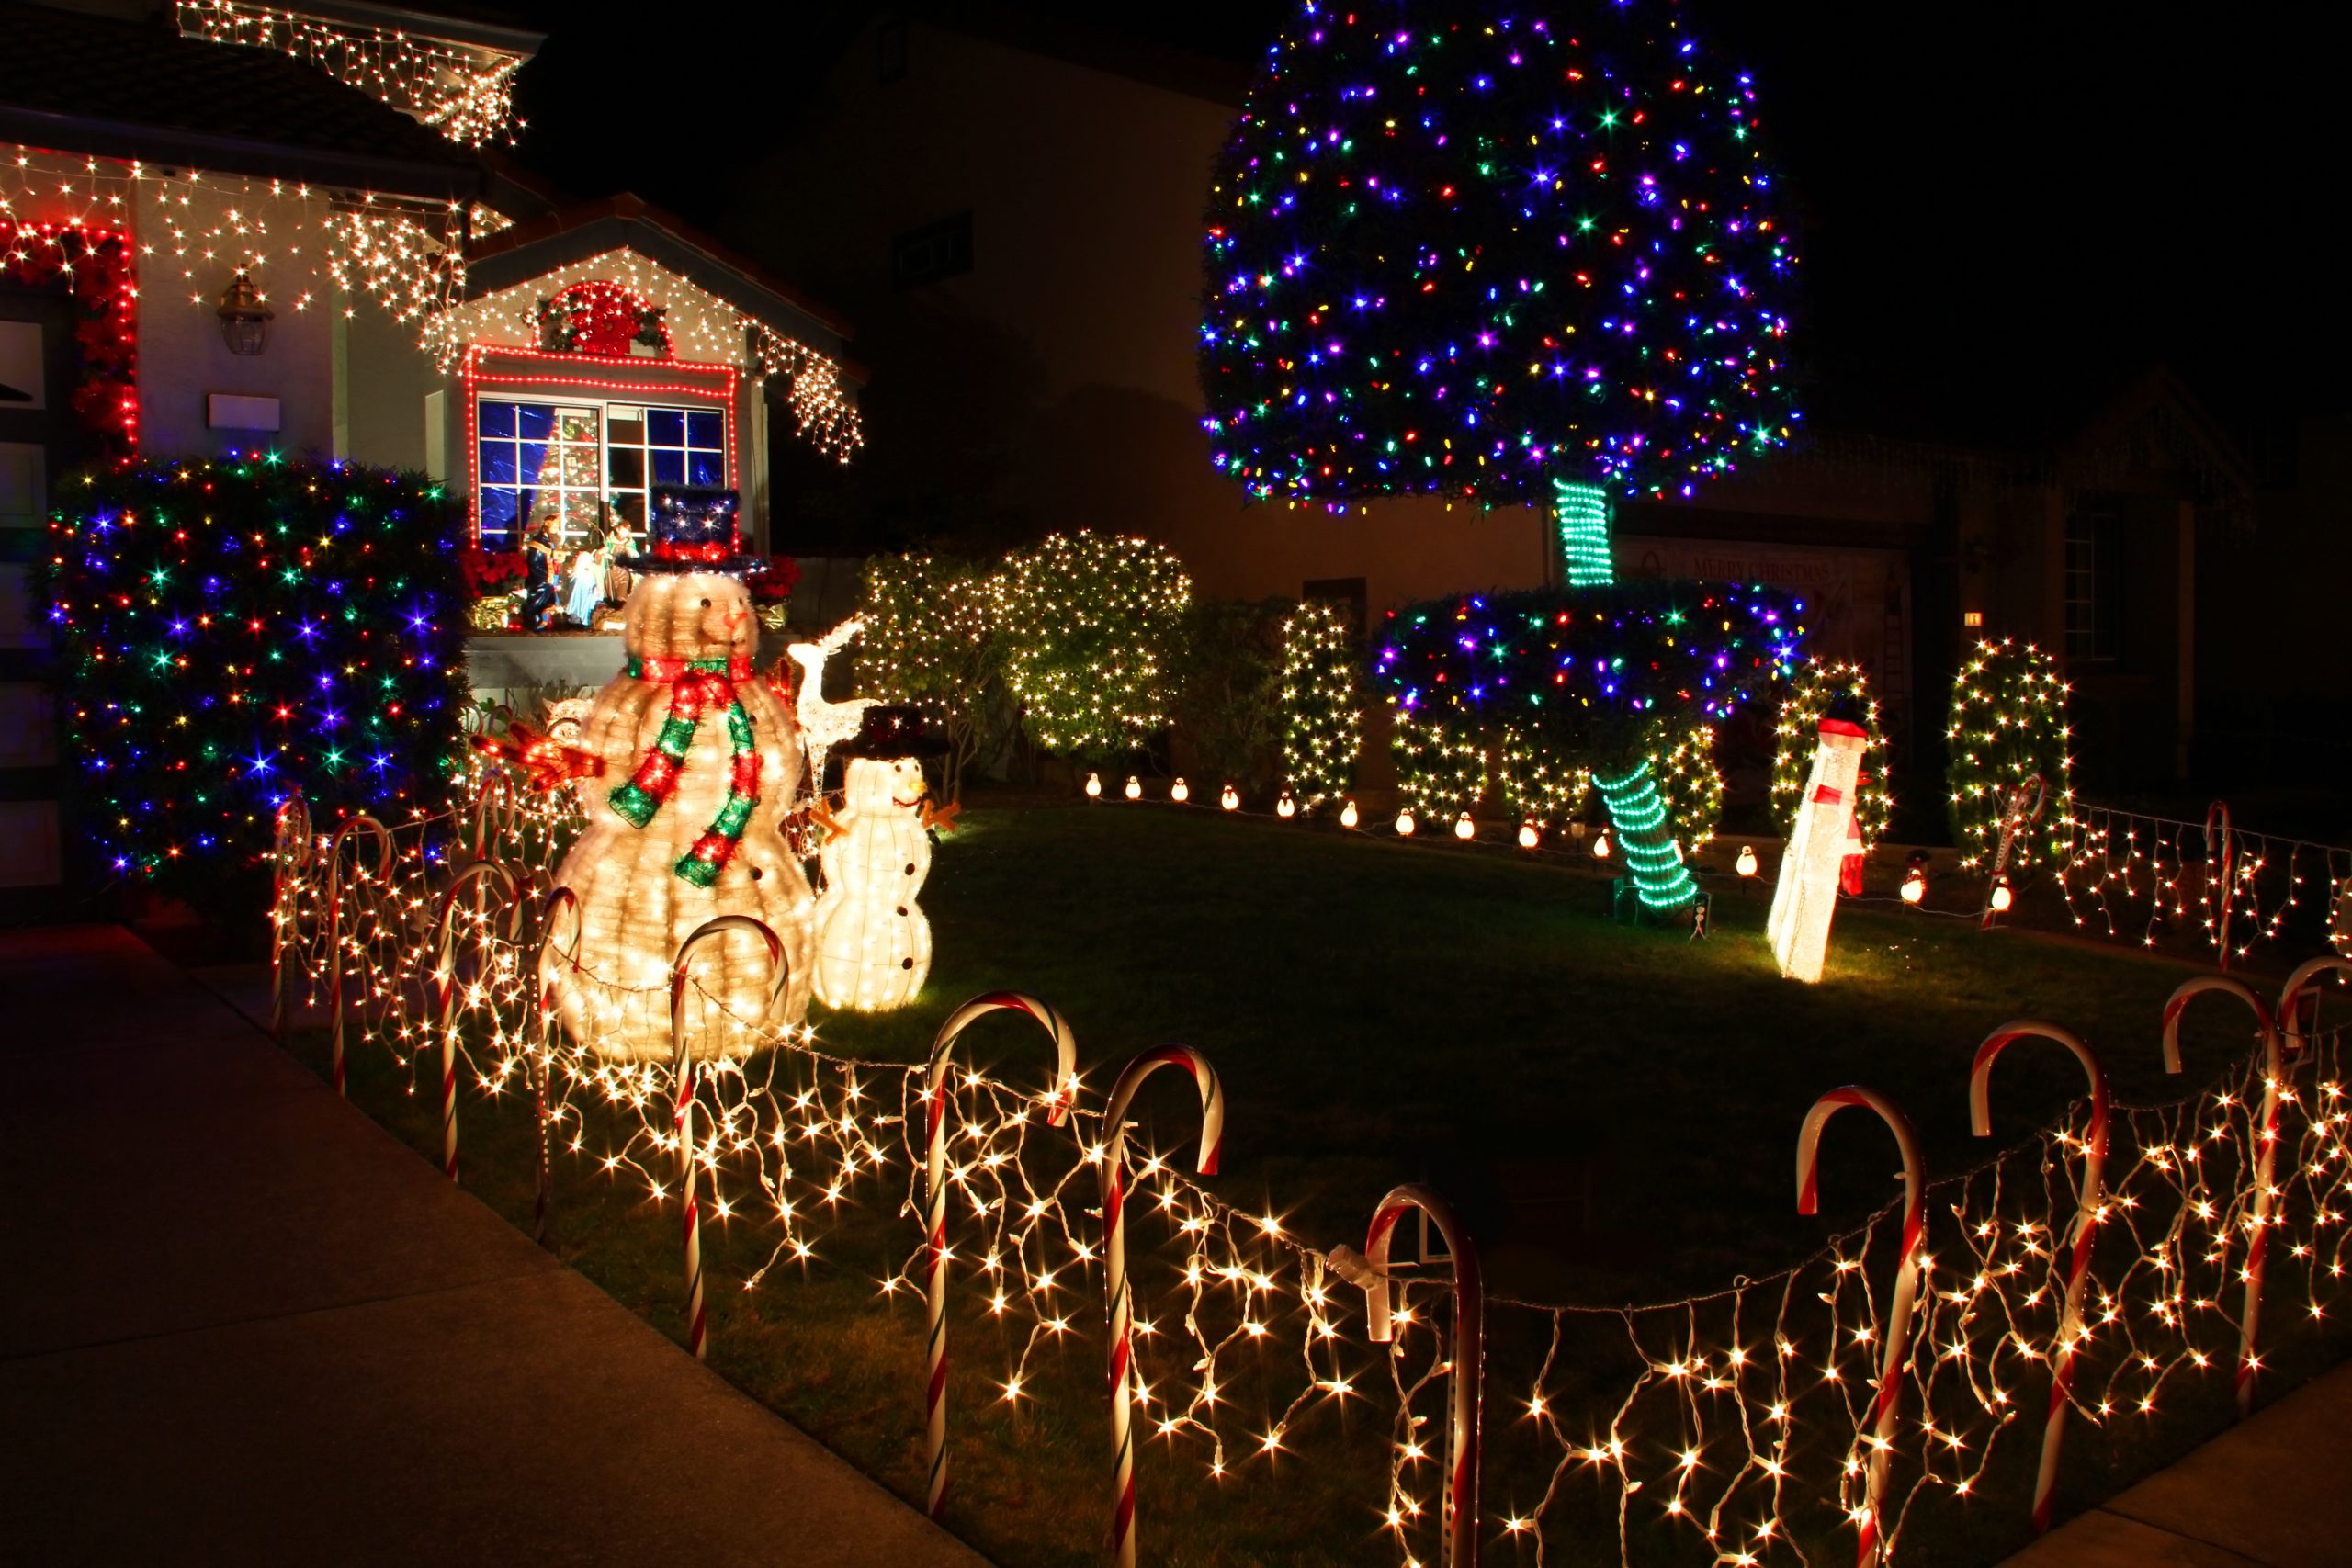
[0,220,138,455]
[535,280,672,359]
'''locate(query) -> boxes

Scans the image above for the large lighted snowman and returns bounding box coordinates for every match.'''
[541,489,816,1058]
[811,706,948,1012]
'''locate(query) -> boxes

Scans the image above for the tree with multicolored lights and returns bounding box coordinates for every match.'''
[1203,0,1802,908]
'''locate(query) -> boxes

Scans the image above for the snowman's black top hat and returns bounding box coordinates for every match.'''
[620,487,767,576]
[835,705,950,761]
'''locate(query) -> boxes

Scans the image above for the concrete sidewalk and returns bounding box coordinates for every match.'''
[2002,1358,2352,1567]
[0,925,989,1567]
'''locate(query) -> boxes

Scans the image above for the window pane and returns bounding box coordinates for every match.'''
[516,404,555,440]
[479,400,516,439]
[686,411,722,450]
[606,447,645,488]
[647,408,685,446]
[610,492,647,530]
[609,415,645,444]
[479,444,517,486]
[480,487,518,531]
[651,449,684,487]
[687,451,723,487]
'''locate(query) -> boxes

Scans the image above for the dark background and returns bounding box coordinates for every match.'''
[500,1,2348,453]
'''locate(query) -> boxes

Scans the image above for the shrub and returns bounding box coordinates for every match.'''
[1277,599,1361,810]
[988,531,1192,764]
[1946,638,2072,869]
[1771,660,1894,849]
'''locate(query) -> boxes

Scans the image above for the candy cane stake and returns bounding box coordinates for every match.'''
[2277,956,2352,1059]
[324,816,392,1098]
[922,992,1080,1518]
[1362,1184,1484,1568]
[2161,975,2283,1416]
[430,861,516,1185]
[1981,773,2047,930]
[669,915,789,1362]
[526,886,582,1250]
[473,762,520,864]
[2205,801,2236,970]
[269,795,312,1043]
[1098,1045,1226,1568]
[1796,1086,1926,1568]
[1969,1021,2108,1534]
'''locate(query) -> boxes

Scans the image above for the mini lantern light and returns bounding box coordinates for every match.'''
[1084,772,1102,799]
[1901,853,1929,905]
[1276,791,1296,818]
[217,270,273,356]
[1340,799,1360,829]
[1219,783,1240,811]
[1170,777,1190,804]
[1592,829,1611,859]
[1123,775,1142,801]
[1989,876,2014,913]
[1454,813,1476,841]
[1736,844,1759,878]
[1396,810,1416,838]
[1517,821,1539,850]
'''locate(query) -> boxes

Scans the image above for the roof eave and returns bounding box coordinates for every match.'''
[0,103,484,202]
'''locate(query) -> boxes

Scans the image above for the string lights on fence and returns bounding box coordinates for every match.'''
[270,761,2352,1566]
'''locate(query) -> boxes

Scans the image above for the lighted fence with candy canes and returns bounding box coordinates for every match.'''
[264,769,2352,1566]
[2061,797,2352,965]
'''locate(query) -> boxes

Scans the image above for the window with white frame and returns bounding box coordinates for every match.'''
[475,395,728,547]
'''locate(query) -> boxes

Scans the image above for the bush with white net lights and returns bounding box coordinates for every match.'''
[988,531,1192,763]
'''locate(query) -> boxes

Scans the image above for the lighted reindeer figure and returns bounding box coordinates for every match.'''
[786,615,876,799]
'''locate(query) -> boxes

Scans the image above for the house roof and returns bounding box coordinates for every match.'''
[462,193,863,375]
[0,0,487,198]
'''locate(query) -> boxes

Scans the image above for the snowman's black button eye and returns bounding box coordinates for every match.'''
[700,597,712,608]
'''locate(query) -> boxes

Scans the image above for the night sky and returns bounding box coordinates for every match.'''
[504,2,2346,449]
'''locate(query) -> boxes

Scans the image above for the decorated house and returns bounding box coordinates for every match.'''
[0,0,863,914]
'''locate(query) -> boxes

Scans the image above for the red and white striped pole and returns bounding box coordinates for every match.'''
[324,816,391,1098]
[1980,773,2047,930]
[1797,1085,1926,1568]
[1098,1045,1225,1568]
[2204,801,2236,969]
[922,992,1080,1518]
[526,886,582,1251]
[431,860,515,1185]
[2277,955,2352,1059]
[269,795,311,1043]
[2161,975,2283,1416]
[1362,1184,1484,1568]
[669,915,788,1362]
[1970,1021,2109,1534]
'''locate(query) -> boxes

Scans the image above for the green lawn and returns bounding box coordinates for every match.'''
[296,803,2342,1567]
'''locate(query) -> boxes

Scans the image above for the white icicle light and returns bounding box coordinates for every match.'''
[1170,778,1191,804]
[1518,822,1540,850]
[1220,784,1240,811]
[1454,813,1476,841]
[1124,775,1142,801]
[1084,773,1102,799]
[1396,810,1417,838]
[813,757,934,1012]
[1340,799,1360,829]
[1767,719,1870,984]
[1736,844,1759,877]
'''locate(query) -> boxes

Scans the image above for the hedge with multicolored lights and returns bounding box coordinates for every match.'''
[42,456,469,913]
[1198,0,1800,505]
[1772,660,1894,848]
[1372,582,1802,843]
[1948,638,2073,871]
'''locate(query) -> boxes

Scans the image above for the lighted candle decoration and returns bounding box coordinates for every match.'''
[538,490,818,1056]
[277,762,2352,1568]
[1768,718,1870,983]
[812,708,949,1014]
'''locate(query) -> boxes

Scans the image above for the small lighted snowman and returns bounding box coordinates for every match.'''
[811,705,955,1012]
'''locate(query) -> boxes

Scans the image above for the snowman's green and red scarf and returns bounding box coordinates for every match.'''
[607,653,761,887]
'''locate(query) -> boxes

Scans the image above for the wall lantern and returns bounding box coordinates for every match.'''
[217,271,274,356]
